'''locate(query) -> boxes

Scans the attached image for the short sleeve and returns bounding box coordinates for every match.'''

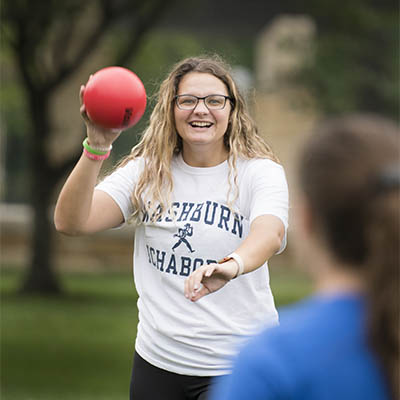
[95,158,143,223]
[245,159,289,253]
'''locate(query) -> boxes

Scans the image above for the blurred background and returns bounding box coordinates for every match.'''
[1,0,398,399]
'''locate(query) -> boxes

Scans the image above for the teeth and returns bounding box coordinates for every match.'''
[190,122,212,127]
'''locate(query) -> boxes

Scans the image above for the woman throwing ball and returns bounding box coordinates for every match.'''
[54,55,289,400]
[210,114,399,400]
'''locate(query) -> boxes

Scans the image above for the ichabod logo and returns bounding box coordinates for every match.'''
[172,223,195,253]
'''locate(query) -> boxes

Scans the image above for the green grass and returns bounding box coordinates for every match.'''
[1,266,312,400]
[270,266,314,307]
[1,268,138,400]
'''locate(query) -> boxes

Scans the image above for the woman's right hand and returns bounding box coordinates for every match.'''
[79,79,122,149]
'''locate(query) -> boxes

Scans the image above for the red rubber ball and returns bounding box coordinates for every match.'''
[83,66,146,130]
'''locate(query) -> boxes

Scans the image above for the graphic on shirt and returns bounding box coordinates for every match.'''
[142,201,248,277]
[172,223,195,253]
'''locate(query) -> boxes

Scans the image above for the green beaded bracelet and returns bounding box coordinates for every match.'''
[82,138,112,156]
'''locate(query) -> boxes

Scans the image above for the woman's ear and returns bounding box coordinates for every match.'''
[297,197,314,238]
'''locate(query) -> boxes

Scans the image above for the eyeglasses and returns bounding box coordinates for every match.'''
[174,94,233,111]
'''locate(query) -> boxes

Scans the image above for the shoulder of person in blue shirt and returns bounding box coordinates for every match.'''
[209,293,390,400]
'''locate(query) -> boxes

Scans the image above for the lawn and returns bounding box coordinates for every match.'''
[1,265,312,400]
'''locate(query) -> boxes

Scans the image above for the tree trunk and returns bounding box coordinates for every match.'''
[20,171,61,294]
[20,92,62,295]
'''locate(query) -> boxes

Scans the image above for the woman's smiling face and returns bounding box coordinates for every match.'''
[174,72,232,156]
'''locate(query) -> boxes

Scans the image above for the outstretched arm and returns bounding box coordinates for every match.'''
[184,214,285,301]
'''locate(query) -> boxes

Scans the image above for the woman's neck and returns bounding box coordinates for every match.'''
[314,263,365,296]
[181,144,228,167]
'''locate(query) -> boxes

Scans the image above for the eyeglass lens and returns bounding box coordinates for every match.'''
[176,95,227,110]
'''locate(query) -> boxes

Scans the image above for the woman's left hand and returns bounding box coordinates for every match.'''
[184,260,238,302]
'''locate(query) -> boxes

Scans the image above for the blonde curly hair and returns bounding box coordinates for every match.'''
[118,55,279,222]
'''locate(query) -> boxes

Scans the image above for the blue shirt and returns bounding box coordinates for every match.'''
[210,294,389,400]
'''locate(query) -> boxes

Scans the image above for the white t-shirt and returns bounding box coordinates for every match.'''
[96,154,289,376]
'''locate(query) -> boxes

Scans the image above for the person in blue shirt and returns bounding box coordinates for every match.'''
[210,114,399,400]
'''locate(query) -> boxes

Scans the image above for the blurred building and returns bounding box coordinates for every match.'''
[255,15,318,183]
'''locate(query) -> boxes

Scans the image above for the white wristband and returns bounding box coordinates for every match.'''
[87,138,113,152]
[228,252,245,278]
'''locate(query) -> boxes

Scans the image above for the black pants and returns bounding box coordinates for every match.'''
[130,352,219,400]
